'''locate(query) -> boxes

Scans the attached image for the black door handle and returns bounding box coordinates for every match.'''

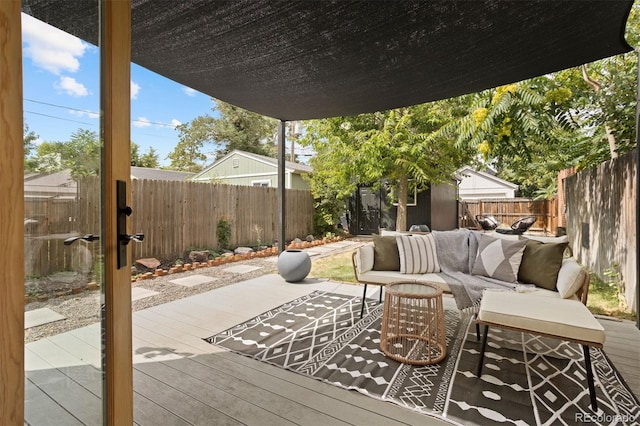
[64,234,100,245]
[120,232,145,245]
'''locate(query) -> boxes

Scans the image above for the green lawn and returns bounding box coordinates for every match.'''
[309,251,636,322]
[309,251,358,283]
[587,273,636,321]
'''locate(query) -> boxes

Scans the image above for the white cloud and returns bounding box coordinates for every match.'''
[55,76,89,97]
[133,117,152,128]
[131,81,140,100]
[22,13,88,75]
[183,87,197,97]
[171,119,182,129]
[69,110,100,119]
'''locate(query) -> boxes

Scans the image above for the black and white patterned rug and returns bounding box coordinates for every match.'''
[204,291,640,425]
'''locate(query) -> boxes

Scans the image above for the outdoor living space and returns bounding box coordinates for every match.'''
[25,245,640,425]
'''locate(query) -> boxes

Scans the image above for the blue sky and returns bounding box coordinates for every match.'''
[21,13,217,167]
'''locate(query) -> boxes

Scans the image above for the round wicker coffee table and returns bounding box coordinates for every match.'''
[380,281,446,365]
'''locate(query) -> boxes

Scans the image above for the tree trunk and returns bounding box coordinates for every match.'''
[395,175,408,231]
[581,65,618,159]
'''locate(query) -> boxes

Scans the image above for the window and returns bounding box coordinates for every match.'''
[232,158,239,168]
[389,181,418,207]
[252,180,271,187]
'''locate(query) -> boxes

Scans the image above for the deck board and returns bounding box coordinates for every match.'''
[134,361,298,426]
[160,357,351,426]
[24,274,640,425]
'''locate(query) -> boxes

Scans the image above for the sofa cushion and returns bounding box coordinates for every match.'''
[556,258,587,299]
[372,235,400,271]
[478,291,605,345]
[522,234,569,244]
[396,234,440,274]
[355,244,374,275]
[518,240,568,290]
[472,234,527,283]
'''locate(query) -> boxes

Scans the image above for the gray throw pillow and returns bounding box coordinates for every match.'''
[471,234,527,283]
[372,234,400,271]
[518,239,568,290]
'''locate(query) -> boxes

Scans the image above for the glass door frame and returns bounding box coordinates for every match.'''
[0,0,133,423]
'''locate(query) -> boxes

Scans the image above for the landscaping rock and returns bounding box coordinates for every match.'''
[136,258,161,269]
[305,235,315,242]
[234,246,254,255]
[189,250,210,263]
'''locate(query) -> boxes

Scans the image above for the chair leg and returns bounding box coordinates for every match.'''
[475,313,480,341]
[360,283,368,319]
[476,325,489,377]
[378,285,383,303]
[582,345,598,411]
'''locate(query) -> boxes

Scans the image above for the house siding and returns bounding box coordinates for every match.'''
[458,168,517,200]
[194,153,310,190]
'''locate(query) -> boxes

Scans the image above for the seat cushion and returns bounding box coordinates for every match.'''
[478,291,605,345]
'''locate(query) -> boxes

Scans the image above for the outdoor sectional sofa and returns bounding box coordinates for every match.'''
[352,228,591,316]
[352,228,606,410]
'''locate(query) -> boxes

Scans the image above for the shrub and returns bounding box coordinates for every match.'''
[217,218,232,249]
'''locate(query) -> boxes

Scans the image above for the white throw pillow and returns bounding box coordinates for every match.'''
[556,258,586,298]
[396,234,440,274]
[472,233,527,283]
[357,244,375,274]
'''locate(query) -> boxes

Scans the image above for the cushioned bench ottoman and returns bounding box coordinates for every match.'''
[476,290,606,411]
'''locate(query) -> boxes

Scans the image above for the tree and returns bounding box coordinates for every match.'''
[210,100,278,158]
[131,141,160,168]
[167,117,211,172]
[443,6,640,199]
[301,101,473,231]
[24,123,39,172]
[166,100,279,171]
[31,129,100,177]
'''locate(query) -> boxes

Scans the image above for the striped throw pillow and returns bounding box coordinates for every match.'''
[396,234,440,274]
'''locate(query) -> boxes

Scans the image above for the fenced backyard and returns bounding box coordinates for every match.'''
[25,179,315,277]
[459,198,558,235]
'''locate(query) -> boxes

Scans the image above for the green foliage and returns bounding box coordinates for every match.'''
[131,142,160,168]
[167,116,211,172]
[588,272,635,321]
[30,128,101,177]
[24,123,39,172]
[301,101,474,231]
[167,100,278,171]
[210,100,278,158]
[216,218,232,249]
[313,196,344,236]
[252,224,263,247]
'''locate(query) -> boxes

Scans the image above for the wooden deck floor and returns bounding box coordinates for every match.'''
[25,274,640,425]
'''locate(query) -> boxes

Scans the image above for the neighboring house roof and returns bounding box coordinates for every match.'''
[25,168,194,200]
[457,166,518,190]
[130,166,195,181]
[192,149,312,181]
[24,170,77,199]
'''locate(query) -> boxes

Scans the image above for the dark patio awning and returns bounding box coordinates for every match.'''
[23,0,633,121]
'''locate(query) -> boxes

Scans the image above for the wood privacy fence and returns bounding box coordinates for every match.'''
[128,180,314,260]
[460,198,557,235]
[564,149,636,312]
[25,179,314,276]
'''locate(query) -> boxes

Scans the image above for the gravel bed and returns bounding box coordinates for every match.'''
[25,257,279,343]
[24,240,367,344]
